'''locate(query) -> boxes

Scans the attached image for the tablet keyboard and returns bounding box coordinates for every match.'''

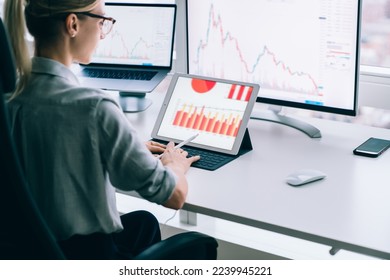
[184,146,236,171]
[152,139,237,171]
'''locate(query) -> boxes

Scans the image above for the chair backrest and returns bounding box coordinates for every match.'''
[0,18,65,260]
[0,18,16,94]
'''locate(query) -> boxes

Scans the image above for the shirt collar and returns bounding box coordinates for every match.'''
[31,57,80,86]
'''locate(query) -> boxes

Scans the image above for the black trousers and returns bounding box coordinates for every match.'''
[58,210,161,260]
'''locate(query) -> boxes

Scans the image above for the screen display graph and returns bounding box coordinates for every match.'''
[91,4,176,67]
[173,104,243,137]
[187,0,361,115]
[157,76,255,150]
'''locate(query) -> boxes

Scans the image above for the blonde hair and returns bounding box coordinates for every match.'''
[3,0,99,99]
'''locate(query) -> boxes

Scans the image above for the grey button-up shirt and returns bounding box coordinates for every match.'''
[8,57,176,240]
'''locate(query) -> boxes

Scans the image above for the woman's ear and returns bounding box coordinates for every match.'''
[65,13,79,38]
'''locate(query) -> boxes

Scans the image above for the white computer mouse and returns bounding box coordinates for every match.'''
[286,169,326,186]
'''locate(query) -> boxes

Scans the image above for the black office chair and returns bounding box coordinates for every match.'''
[0,18,218,260]
[0,17,66,259]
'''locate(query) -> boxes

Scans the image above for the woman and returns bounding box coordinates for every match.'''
[3,0,199,259]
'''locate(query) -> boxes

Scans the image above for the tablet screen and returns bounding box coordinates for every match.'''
[152,73,259,155]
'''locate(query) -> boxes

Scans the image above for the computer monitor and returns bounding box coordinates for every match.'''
[186,0,362,138]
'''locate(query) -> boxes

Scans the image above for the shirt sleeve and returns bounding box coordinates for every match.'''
[95,98,176,205]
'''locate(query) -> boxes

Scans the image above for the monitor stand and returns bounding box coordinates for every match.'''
[119,92,152,113]
[250,106,322,138]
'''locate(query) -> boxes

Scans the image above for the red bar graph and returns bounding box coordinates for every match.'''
[172,105,242,137]
[227,84,253,102]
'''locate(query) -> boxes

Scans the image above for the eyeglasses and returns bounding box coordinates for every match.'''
[74,12,116,36]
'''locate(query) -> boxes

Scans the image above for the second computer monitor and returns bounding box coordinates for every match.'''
[186,0,361,117]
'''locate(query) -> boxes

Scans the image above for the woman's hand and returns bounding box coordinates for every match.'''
[145,141,166,156]
[160,142,200,173]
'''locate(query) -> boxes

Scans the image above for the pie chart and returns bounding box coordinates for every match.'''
[191,78,216,93]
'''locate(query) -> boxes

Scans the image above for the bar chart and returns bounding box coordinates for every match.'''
[172,104,242,137]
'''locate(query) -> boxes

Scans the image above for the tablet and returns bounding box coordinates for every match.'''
[151,73,259,155]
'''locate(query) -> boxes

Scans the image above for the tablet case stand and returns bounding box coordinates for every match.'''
[237,128,253,156]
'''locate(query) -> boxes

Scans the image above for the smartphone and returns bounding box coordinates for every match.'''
[353,137,390,158]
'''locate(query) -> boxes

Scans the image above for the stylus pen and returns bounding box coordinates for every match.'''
[157,133,199,159]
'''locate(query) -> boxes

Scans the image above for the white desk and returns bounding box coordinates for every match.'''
[122,77,390,259]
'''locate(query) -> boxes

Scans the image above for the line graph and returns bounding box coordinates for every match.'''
[188,1,325,97]
[90,4,175,66]
[94,31,155,61]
